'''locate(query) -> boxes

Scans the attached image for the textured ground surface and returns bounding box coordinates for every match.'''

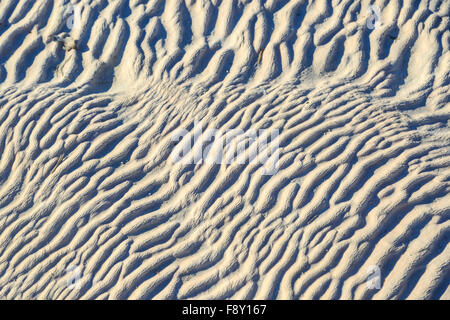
[0,0,449,299]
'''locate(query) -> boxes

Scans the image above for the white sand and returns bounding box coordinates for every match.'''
[0,0,449,300]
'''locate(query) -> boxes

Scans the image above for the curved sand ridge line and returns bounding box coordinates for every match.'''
[0,0,449,299]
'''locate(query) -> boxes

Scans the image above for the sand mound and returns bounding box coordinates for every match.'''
[0,0,448,299]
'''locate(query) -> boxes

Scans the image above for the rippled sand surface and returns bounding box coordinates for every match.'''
[0,0,448,299]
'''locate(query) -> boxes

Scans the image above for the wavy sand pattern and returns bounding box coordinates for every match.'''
[0,0,449,299]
